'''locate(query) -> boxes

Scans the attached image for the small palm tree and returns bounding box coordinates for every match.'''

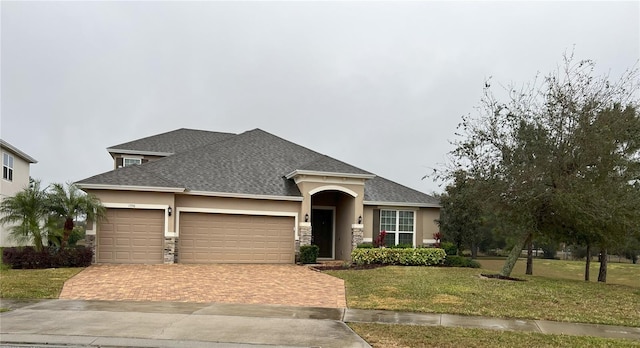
[46,183,105,248]
[0,180,49,251]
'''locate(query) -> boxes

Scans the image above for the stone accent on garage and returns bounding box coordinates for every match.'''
[351,224,364,250]
[164,237,177,264]
[299,222,312,246]
[85,235,96,263]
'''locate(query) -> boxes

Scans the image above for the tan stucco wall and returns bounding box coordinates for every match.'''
[0,148,33,247]
[86,190,176,231]
[175,194,300,214]
[297,180,365,224]
[421,207,440,243]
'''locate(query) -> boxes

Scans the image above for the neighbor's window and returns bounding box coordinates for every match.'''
[380,209,415,246]
[123,157,142,167]
[2,153,13,181]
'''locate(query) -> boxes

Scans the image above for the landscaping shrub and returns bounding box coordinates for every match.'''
[351,248,446,266]
[299,245,320,264]
[389,243,413,249]
[443,255,481,268]
[356,243,374,249]
[2,246,92,269]
[440,242,458,256]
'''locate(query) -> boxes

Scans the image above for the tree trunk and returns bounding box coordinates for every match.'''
[471,241,478,259]
[598,248,607,283]
[584,244,591,281]
[500,232,528,277]
[62,217,74,248]
[526,234,533,275]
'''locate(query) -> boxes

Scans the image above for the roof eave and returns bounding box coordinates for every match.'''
[184,190,303,201]
[76,183,185,193]
[364,200,441,208]
[285,169,376,180]
[0,140,38,163]
[107,148,174,157]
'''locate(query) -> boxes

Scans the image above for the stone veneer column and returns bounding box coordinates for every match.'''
[299,222,312,246]
[351,224,364,251]
[164,237,177,264]
[85,235,96,264]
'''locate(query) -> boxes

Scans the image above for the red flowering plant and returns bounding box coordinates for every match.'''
[433,232,442,248]
[374,230,388,248]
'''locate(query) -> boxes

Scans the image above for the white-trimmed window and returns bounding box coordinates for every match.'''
[123,157,142,167]
[380,209,415,246]
[2,153,13,181]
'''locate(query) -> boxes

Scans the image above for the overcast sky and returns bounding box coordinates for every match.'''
[1,1,638,195]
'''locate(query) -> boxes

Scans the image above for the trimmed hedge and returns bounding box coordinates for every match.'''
[2,246,93,269]
[351,248,446,266]
[443,255,481,268]
[299,245,320,264]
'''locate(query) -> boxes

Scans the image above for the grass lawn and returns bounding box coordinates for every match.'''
[478,258,639,287]
[0,267,84,299]
[325,263,640,327]
[349,323,640,348]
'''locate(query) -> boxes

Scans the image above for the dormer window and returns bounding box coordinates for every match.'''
[123,157,142,167]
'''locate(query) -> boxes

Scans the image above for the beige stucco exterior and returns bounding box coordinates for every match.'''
[0,142,36,247]
[83,174,440,263]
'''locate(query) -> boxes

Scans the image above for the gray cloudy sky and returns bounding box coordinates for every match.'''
[1,1,638,195]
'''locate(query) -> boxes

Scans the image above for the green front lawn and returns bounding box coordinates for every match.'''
[0,268,84,299]
[478,258,639,287]
[349,323,640,348]
[326,264,640,327]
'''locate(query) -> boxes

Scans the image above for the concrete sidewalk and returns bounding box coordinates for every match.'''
[1,299,639,348]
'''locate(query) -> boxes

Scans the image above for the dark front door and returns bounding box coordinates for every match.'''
[312,208,333,258]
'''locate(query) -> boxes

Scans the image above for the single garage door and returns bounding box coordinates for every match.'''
[97,208,164,264]
[179,213,294,264]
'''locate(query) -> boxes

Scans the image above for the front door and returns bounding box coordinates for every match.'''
[312,208,333,258]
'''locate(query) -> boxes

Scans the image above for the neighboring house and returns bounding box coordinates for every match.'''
[0,139,38,247]
[77,128,440,264]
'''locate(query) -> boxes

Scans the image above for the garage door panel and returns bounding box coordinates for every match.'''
[97,209,164,264]
[179,212,294,264]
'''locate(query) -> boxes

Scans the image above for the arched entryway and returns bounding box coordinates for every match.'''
[310,189,356,260]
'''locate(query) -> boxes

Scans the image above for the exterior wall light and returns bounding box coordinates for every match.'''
[358,215,362,224]
[168,206,173,216]
[305,213,309,222]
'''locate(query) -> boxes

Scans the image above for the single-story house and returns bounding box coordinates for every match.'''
[77,128,440,264]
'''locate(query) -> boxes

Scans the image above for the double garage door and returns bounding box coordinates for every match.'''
[179,212,294,264]
[97,208,294,264]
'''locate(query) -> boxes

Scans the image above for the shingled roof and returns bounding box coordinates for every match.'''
[78,128,438,205]
[107,128,235,155]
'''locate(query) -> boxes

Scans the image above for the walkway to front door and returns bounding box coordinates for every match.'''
[59,264,347,308]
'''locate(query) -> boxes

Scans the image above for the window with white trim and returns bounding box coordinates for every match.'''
[2,153,14,181]
[380,209,415,246]
[123,157,142,167]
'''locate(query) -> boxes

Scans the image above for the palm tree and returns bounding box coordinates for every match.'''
[0,180,49,251]
[46,183,105,248]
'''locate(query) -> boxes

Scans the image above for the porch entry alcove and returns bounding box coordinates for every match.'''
[311,190,356,260]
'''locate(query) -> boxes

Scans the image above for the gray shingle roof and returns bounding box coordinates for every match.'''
[79,163,182,188]
[79,128,437,205]
[364,176,439,205]
[108,128,235,155]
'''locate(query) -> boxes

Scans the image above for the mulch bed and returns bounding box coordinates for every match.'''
[480,273,526,281]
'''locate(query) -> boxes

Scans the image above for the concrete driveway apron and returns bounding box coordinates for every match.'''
[59,264,346,308]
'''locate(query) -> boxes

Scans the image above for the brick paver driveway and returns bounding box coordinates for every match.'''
[59,264,346,308]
